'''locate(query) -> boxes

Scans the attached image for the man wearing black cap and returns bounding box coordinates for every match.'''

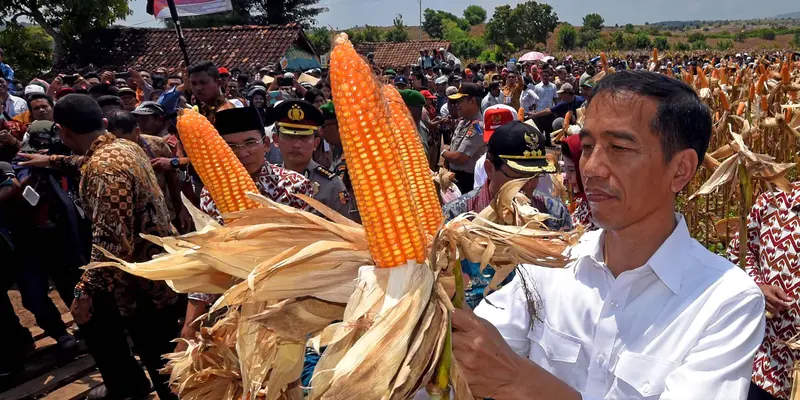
[394,76,410,90]
[118,87,138,112]
[442,120,571,310]
[443,82,486,193]
[179,106,316,352]
[273,99,352,219]
[443,120,571,230]
[198,106,315,222]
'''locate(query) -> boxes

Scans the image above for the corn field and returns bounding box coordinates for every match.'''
[666,52,800,256]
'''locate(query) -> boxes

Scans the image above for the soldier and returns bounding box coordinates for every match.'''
[273,99,354,220]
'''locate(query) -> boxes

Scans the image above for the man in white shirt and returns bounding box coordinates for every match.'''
[480,82,505,113]
[0,77,27,117]
[452,70,765,400]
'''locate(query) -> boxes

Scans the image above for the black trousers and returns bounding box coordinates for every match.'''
[453,170,475,195]
[748,382,778,400]
[533,114,557,147]
[80,293,184,400]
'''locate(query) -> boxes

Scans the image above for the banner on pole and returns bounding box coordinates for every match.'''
[150,0,233,19]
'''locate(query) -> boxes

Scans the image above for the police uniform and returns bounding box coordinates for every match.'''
[447,83,487,194]
[274,100,354,221]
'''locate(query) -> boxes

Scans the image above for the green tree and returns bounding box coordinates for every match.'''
[463,5,487,26]
[716,40,733,50]
[0,25,52,81]
[686,32,706,43]
[169,0,328,30]
[585,38,608,51]
[760,29,776,40]
[385,14,409,42]
[456,17,471,32]
[653,36,669,51]
[610,31,625,49]
[622,34,638,50]
[673,41,691,51]
[792,32,800,48]
[577,27,600,47]
[624,23,635,34]
[582,13,604,31]
[691,39,708,50]
[734,31,747,42]
[343,28,361,45]
[422,8,445,39]
[442,20,482,58]
[307,26,332,55]
[557,23,577,50]
[478,46,506,62]
[635,32,651,49]
[360,25,384,42]
[0,0,130,64]
[484,4,514,50]
[509,1,559,48]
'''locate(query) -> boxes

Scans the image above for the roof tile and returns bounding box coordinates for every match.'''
[59,24,310,74]
[355,40,450,68]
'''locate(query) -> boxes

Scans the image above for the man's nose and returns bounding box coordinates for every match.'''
[581,145,611,180]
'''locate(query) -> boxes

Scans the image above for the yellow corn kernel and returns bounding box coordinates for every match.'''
[330,33,425,268]
[383,84,444,238]
[176,108,261,216]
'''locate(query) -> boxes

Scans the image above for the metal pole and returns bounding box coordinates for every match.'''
[166,0,192,68]
[418,0,422,41]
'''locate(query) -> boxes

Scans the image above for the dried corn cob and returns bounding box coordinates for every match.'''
[749,82,756,102]
[564,111,572,129]
[383,84,443,238]
[736,102,747,116]
[718,67,729,86]
[518,107,525,122]
[697,68,709,89]
[600,52,608,73]
[177,108,260,215]
[719,91,730,112]
[782,62,790,85]
[330,34,426,269]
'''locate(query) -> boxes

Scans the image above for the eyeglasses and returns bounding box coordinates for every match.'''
[226,137,264,150]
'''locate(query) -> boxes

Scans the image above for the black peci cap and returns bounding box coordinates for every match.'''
[488,121,555,174]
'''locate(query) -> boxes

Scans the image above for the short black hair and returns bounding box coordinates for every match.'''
[27,93,54,109]
[88,83,119,98]
[54,94,105,135]
[188,61,219,79]
[592,70,712,165]
[167,74,184,82]
[488,82,501,91]
[303,88,323,104]
[106,110,138,136]
[83,72,100,80]
[96,95,123,109]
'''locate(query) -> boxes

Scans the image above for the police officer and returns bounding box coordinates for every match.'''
[441,83,486,194]
[273,99,353,220]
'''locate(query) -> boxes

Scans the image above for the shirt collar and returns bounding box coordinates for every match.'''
[589,213,688,294]
[303,159,318,178]
[85,133,117,158]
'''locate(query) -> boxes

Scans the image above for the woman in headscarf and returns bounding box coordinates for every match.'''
[561,134,596,231]
[246,85,269,126]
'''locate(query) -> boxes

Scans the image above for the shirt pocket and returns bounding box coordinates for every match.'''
[613,351,678,398]
[528,320,582,363]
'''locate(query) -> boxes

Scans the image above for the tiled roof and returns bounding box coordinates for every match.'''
[58,24,314,74]
[355,40,450,68]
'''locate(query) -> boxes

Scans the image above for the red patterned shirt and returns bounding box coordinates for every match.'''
[199,161,313,222]
[571,197,598,231]
[728,182,800,399]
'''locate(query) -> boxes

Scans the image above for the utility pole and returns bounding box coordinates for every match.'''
[416,0,422,40]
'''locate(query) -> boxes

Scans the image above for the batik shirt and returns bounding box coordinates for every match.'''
[728,183,800,400]
[199,162,314,223]
[74,133,178,316]
[571,197,598,231]
[139,134,176,219]
[442,183,573,308]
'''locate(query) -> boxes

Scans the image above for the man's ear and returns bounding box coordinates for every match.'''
[670,148,699,194]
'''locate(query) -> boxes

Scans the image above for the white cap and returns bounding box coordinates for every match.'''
[555,65,566,71]
[445,86,458,96]
[283,72,294,79]
[24,85,45,95]
[483,104,518,120]
[435,76,448,85]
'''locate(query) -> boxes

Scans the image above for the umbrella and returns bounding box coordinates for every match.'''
[518,51,549,62]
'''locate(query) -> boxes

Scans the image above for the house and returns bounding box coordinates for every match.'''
[57,24,320,74]
[354,40,450,68]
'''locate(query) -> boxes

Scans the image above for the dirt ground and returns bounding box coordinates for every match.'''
[7,288,70,329]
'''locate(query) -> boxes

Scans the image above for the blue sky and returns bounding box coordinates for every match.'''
[122,0,797,29]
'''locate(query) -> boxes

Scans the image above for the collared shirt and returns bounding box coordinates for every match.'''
[300,159,352,220]
[477,214,765,400]
[449,115,485,173]
[532,81,558,112]
[199,161,314,223]
[3,94,27,117]
[198,95,235,125]
[481,93,505,112]
[76,133,179,316]
[502,82,524,110]
[728,183,800,399]
[520,85,540,113]
[0,63,14,81]
[138,134,176,219]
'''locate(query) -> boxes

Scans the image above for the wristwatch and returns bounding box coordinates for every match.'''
[170,157,180,169]
[73,286,88,300]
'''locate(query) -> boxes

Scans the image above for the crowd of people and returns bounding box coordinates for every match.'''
[0,45,798,400]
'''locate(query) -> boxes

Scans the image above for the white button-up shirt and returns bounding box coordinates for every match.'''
[3,94,27,117]
[476,214,765,400]
[532,81,557,112]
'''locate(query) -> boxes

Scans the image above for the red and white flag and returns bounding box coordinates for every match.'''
[147,0,233,18]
